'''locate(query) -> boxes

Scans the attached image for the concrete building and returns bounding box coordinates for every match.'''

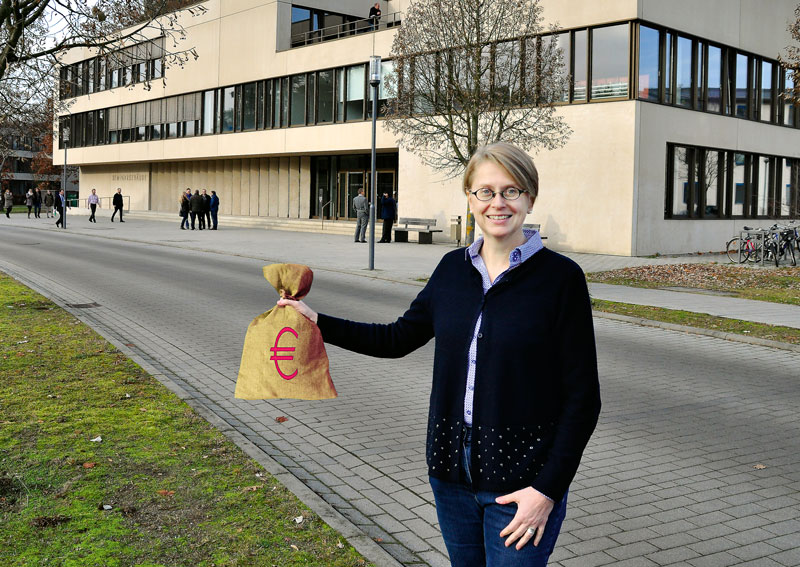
[54,0,800,255]
[1,131,70,203]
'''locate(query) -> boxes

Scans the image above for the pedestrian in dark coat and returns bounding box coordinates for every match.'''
[54,190,66,227]
[111,188,125,222]
[201,189,211,229]
[189,190,204,230]
[44,191,54,218]
[179,191,191,230]
[209,190,220,230]
[3,189,12,218]
[378,192,397,243]
[25,189,34,218]
[33,188,42,218]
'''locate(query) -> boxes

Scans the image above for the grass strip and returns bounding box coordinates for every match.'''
[0,273,371,567]
[587,264,800,306]
[591,298,800,345]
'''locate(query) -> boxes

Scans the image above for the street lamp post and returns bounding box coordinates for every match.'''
[62,127,69,229]
[368,55,381,270]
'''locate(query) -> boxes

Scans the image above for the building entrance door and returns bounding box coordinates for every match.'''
[337,171,365,219]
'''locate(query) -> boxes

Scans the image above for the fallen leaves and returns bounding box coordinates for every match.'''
[156,490,175,497]
[31,515,71,528]
[82,462,96,469]
[754,463,767,470]
[275,416,289,424]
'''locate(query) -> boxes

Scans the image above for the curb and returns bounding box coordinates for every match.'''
[593,309,800,354]
[0,261,402,567]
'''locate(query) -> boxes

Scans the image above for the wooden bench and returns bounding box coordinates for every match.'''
[523,223,547,239]
[394,217,443,244]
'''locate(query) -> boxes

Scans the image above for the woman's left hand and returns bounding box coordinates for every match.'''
[496,487,554,549]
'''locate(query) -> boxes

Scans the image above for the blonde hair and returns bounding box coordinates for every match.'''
[463,142,539,201]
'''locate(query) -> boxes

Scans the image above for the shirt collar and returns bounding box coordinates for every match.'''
[465,228,543,266]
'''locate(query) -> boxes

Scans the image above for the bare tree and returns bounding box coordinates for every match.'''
[384,0,571,179]
[0,0,205,122]
[782,4,800,102]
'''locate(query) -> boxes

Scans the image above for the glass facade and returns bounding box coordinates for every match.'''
[591,24,629,99]
[638,26,659,101]
[667,143,800,219]
[59,38,165,100]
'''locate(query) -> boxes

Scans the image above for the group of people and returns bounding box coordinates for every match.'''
[1,186,126,227]
[2,187,60,220]
[179,188,219,230]
[353,188,397,243]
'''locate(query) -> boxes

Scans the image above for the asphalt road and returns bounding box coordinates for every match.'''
[2,224,799,567]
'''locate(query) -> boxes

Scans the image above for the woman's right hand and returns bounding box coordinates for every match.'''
[277,298,318,324]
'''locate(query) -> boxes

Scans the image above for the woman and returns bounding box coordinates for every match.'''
[25,188,34,218]
[179,190,191,230]
[87,188,100,223]
[279,142,601,566]
[3,188,13,218]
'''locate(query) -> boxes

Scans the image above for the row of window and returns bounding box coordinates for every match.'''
[666,143,799,220]
[1,134,43,152]
[58,60,395,149]
[290,5,363,47]
[59,38,165,100]
[638,24,796,126]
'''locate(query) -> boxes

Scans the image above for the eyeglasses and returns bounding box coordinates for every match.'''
[469,187,528,201]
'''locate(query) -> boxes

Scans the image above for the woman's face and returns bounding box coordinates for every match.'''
[468,161,533,245]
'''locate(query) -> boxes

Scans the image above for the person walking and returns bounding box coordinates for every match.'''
[209,190,219,230]
[44,190,54,218]
[54,190,66,227]
[278,142,600,567]
[87,188,100,222]
[3,189,12,218]
[353,188,368,243]
[33,188,42,218]
[25,189,34,218]
[201,189,211,230]
[179,190,191,230]
[189,190,204,230]
[111,188,124,222]
[378,191,397,243]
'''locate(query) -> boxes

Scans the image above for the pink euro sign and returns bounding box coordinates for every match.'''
[269,326,299,380]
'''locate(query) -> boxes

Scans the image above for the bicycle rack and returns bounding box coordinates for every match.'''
[739,228,784,267]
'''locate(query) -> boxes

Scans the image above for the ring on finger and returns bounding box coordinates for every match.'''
[526,527,537,537]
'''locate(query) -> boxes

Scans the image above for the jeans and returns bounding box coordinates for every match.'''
[210,210,218,229]
[429,427,567,567]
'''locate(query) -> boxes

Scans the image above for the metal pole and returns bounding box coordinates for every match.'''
[62,141,67,229]
[368,55,381,270]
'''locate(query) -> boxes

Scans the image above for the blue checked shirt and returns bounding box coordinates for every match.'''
[463,229,543,426]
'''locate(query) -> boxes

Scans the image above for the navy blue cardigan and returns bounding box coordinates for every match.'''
[317,247,600,501]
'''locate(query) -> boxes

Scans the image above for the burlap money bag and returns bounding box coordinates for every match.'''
[235,264,337,400]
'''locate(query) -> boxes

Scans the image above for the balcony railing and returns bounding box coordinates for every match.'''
[290,12,402,48]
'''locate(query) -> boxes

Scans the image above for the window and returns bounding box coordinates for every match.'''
[265,80,273,128]
[670,146,690,217]
[202,90,215,134]
[257,81,265,129]
[290,74,306,126]
[638,25,660,101]
[591,24,628,100]
[732,152,746,216]
[242,82,257,130]
[273,78,282,128]
[336,68,345,120]
[664,32,674,104]
[150,59,163,80]
[221,87,235,132]
[555,32,570,103]
[707,45,722,112]
[676,36,692,108]
[318,70,334,123]
[695,41,705,109]
[784,69,795,127]
[281,77,289,127]
[760,60,773,122]
[166,123,179,138]
[346,64,365,120]
[305,73,316,123]
[573,29,587,101]
[735,53,749,118]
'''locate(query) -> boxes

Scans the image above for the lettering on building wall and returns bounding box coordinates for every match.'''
[112,174,147,182]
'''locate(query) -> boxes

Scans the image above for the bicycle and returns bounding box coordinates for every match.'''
[772,224,797,267]
[726,227,763,263]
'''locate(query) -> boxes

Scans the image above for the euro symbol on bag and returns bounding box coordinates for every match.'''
[235,263,337,400]
[270,327,298,380]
